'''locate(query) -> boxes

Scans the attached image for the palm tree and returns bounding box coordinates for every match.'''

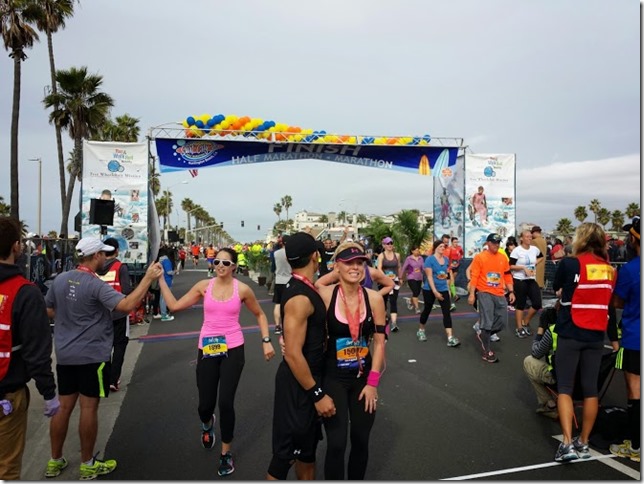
[181,197,194,239]
[356,213,368,226]
[318,214,328,224]
[588,199,601,224]
[610,210,625,232]
[597,208,610,228]
[281,195,293,222]
[555,218,574,236]
[149,155,160,197]
[43,66,114,235]
[337,211,347,224]
[393,209,430,255]
[362,217,393,250]
[0,195,10,216]
[625,202,640,219]
[273,202,282,220]
[154,196,168,229]
[2,0,40,219]
[32,0,75,221]
[95,113,140,142]
[573,206,587,224]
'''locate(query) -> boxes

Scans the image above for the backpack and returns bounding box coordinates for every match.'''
[589,406,629,449]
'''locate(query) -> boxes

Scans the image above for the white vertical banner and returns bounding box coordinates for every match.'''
[81,141,149,265]
[464,153,516,257]
[433,153,466,241]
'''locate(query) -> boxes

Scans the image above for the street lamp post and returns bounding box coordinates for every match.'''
[164,180,188,241]
[28,158,42,235]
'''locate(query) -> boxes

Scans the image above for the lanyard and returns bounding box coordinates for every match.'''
[76,265,98,278]
[291,273,318,293]
[338,286,363,343]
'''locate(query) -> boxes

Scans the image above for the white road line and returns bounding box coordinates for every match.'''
[552,434,640,480]
[441,454,618,481]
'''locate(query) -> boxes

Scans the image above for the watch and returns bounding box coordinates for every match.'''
[262,336,271,343]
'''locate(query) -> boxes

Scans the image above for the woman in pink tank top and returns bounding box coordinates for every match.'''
[158,247,275,476]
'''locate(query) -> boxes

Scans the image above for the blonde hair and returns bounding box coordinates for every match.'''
[331,241,366,261]
[572,223,608,260]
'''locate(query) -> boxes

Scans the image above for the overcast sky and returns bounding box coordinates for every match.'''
[0,0,640,243]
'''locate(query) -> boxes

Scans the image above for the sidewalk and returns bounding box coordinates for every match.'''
[21,321,151,480]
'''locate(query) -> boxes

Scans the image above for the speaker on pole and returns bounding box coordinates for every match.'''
[167,230,179,243]
[89,199,115,226]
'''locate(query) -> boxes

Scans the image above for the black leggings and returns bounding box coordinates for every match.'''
[196,345,245,443]
[554,337,603,397]
[419,289,452,329]
[323,375,375,480]
[110,317,129,385]
[382,288,399,314]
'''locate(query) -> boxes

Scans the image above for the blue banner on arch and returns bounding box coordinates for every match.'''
[155,138,459,177]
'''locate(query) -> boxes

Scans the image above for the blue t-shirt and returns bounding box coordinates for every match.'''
[614,255,640,350]
[422,255,450,292]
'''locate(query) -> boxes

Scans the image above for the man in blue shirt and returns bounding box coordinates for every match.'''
[610,217,640,463]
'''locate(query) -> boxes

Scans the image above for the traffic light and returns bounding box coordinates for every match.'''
[241,220,245,227]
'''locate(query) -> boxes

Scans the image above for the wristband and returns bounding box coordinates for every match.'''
[308,385,326,402]
[367,370,381,387]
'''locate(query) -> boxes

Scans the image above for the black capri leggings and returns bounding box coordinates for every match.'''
[323,376,376,480]
[381,287,399,314]
[419,289,452,329]
[554,336,603,397]
[513,278,542,311]
[407,280,422,298]
[196,345,245,444]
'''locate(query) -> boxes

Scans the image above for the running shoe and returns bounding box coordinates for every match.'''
[472,322,481,335]
[515,328,528,339]
[406,300,414,311]
[391,323,399,333]
[450,303,456,312]
[45,457,68,478]
[522,325,532,336]
[415,308,422,314]
[109,381,120,392]
[152,313,162,319]
[432,303,440,310]
[274,325,282,335]
[79,458,117,480]
[447,336,460,347]
[609,440,641,462]
[201,415,216,449]
[490,333,501,342]
[161,315,175,322]
[554,442,578,462]
[218,452,235,476]
[572,436,591,459]
[482,351,499,363]
[416,329,427,342]
[507,305,515,312]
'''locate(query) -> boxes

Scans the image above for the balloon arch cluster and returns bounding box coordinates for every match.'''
[181,113,433,146]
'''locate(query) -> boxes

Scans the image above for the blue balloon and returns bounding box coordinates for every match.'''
[215,114,225,123]
[195,120,204,128]
[186,116,195,126]
[207,118,216,127]
[422,134,432,142]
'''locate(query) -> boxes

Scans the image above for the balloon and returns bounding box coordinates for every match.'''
[207,118,216,127]
[186,116,195,126]
[195,120,204,128]
[181,120,189,128]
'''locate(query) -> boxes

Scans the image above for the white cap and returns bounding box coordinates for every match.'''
[75,237,115,257]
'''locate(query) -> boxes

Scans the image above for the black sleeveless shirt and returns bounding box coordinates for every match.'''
[280,276,328,376]
[325,285,375,378]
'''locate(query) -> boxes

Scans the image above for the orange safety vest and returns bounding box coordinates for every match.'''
[570,253,615,331]
[0,275,32,380]
[98,260,123,293]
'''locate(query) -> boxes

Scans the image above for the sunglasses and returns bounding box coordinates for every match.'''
[213,259,234,267]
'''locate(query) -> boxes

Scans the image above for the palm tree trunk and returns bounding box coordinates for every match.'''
[46,30,67,233]
[60,136,82,235]
[10,52,23,220]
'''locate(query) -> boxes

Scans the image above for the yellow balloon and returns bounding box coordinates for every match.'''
[227,114,239,122]
[181,120,189,128]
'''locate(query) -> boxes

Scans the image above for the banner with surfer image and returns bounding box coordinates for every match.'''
[81,141,149,265]
[463,153,516,257]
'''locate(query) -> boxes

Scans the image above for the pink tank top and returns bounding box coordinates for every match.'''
[199,278,244,350]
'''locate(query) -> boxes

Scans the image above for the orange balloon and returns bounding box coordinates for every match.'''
[386,138,397,145]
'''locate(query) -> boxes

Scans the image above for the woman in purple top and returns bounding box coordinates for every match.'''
[401,245,424,314]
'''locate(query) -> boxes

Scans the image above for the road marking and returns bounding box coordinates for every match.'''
[441,453,619,480]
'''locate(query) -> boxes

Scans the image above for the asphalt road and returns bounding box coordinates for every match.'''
[23,265,640,480]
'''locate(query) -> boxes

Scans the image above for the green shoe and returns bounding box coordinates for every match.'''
[79,458,117,480]
[45,457,68,478]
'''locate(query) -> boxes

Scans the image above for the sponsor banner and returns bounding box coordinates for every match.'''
[155,138,459,176]
[81,141,149,265]
[464,153,516,256]
[433,154,466,242]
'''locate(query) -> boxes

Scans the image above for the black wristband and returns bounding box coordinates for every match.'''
[307,385,326,402]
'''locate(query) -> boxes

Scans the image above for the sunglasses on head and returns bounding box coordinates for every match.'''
[213,259,234,267]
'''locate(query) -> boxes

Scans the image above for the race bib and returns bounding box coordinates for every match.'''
[326,260,334,271]
[436,270,449,280]
[385,270,396,279]
[335,337,369,370]
[485,271,501,287]
[202,336,228,358]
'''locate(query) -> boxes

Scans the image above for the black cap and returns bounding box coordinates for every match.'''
[285,232,318,263]
[486,233,502,243]
[622,216,640,240]
[102,238,120,252]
